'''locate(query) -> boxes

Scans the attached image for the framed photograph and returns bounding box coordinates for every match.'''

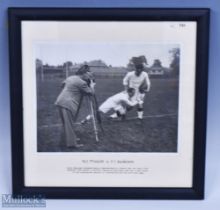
[8,8,210,199]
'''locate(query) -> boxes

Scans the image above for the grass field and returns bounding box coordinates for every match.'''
[37,76,179,152]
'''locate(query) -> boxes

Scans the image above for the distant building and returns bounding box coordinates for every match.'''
[70,60,127,78]
[147,59,171,76]
[36,57,173,81]
[147,67,171,76]
[87,60,108,67]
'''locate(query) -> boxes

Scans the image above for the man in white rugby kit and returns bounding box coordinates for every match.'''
[99,87,137,119]
[123,61,151,119]
[81,88,137,123]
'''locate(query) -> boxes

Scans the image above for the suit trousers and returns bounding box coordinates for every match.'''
[58,107,78,147]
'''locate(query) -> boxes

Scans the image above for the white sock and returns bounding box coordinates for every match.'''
[110,113,118,118]
[137,111,143,119]
[86,115,91,120]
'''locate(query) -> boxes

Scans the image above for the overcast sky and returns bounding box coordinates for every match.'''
[35,43,179,67]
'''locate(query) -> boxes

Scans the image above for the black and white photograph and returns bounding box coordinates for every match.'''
[36,43,180,152]
[8,8,209,198]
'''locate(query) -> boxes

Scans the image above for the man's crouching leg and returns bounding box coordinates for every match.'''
[110,106,126,120]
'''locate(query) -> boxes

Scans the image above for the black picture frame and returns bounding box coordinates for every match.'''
[8,8,210,199]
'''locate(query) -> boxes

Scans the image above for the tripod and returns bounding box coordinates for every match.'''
[87,96,100,142]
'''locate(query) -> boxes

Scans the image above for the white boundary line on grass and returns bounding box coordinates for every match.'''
[39,113,177,129]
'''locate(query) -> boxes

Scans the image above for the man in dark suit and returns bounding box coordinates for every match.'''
[55,65,94,148]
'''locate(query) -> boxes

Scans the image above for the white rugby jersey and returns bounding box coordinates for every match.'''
[99,91,137,113]
[123,71,151,91]
[106,91,136,107]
